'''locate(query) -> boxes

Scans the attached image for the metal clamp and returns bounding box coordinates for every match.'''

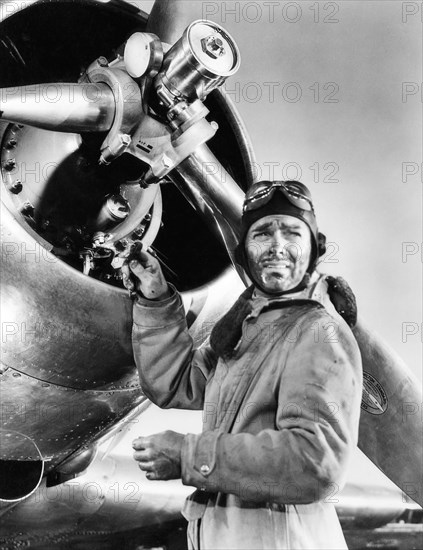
[87,60,143,165]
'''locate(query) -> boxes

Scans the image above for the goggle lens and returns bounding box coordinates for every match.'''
[243,181,314,213]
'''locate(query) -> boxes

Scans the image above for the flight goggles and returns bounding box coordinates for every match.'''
[243,181,314,214]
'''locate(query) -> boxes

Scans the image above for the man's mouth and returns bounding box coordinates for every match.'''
[262,260,291,269]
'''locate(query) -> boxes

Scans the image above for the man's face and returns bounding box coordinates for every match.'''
[245,214,312,294]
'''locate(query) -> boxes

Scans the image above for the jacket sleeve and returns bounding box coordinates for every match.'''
[181,312,363,504]
[132,287,218,409]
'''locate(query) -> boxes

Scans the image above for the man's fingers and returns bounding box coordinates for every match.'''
[133,450,153,462]
[137,248,154,265]
[132,437,150,450]
[135,459,153,469]
[128,244,155,268]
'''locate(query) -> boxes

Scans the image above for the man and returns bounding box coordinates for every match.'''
[123,180,362,549]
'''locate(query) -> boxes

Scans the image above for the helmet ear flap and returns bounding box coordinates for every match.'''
[317,232,326,257]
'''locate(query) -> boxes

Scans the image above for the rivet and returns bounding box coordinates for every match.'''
[20,201,34,217]
[9,180,22,194]
[6,138,17,149]
[3,158,16,171]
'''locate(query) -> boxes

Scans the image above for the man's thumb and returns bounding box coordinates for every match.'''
[129,260,145,279]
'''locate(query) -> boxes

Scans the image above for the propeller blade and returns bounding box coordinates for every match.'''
[0,82,115,132]
[147,0,205,44]
[169,143,247,283]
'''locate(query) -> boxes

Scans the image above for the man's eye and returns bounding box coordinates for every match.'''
[255,231,270,238]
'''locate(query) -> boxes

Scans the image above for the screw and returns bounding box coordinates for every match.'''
[201,35,225,59]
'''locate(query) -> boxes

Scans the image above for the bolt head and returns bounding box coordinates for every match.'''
[97,56,109,67]
[132,227,145,239]
[201,35,225,59]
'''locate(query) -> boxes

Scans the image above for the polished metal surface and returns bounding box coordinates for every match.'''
[124,32,163,79]
[0,365,145,464]
[1,200,135,388]
[174,143,243,234]
[86,63,142,165]
[146,0,205,45]
[0,430,44,501]
[0,83,115,132]
[170,143,245,278]
[156,20,240,102]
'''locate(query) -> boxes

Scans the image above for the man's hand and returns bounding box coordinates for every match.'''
[121,243,170,300]
[132,431,184,481]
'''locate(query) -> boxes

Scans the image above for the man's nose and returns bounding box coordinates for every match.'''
[269,233,288,254]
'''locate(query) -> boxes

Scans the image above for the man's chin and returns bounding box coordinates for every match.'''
[260,273,293,293]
